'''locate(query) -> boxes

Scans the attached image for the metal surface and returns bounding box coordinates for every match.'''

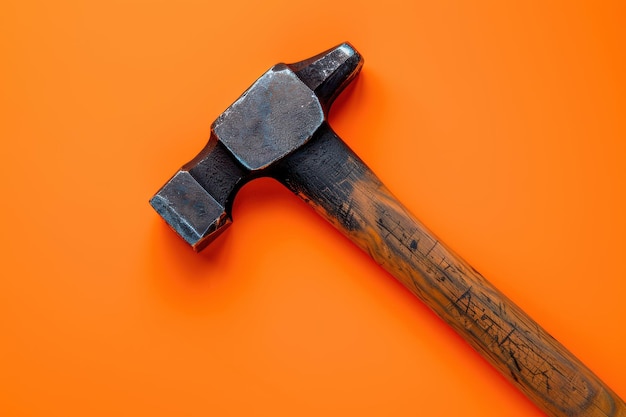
[149,42,363,251]
[214,64,324,171]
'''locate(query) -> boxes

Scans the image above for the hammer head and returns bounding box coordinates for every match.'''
[150,43,363,251]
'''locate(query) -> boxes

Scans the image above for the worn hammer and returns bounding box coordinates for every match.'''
[150,43,624,416]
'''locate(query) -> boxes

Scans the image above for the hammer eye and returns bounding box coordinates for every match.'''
[213,64,324,171]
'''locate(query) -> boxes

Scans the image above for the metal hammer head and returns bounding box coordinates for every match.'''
[150,43,363,251]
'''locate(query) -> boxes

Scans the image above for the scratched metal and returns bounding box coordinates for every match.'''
[149,42,362,250]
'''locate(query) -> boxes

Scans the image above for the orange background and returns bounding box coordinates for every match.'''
[1,1,624,416]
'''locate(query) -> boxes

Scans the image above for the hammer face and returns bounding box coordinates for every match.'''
[150,170,230,250]
[213,64,324,171]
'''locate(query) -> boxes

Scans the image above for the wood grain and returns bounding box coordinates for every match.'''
[274,122,625,417]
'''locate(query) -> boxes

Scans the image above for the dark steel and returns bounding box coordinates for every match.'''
[215,64,324,171]
[150,42,363,251]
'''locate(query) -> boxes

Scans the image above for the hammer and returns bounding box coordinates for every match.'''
[149,43,624,417]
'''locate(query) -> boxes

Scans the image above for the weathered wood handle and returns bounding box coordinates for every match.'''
[274,123,625,417]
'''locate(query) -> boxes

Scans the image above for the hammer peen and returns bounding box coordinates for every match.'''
[149,43,625,417]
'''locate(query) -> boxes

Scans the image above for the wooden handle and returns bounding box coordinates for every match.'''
[274,123,625,417]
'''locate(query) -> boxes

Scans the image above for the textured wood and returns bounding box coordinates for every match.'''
[274,123,625,417]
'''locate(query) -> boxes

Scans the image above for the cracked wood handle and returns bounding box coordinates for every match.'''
[275,123,625,417]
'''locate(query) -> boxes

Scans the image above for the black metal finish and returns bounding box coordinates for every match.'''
[150,42,363,250]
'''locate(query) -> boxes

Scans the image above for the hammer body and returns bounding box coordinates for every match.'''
[274,123,625,417]
[151,43,625,417]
